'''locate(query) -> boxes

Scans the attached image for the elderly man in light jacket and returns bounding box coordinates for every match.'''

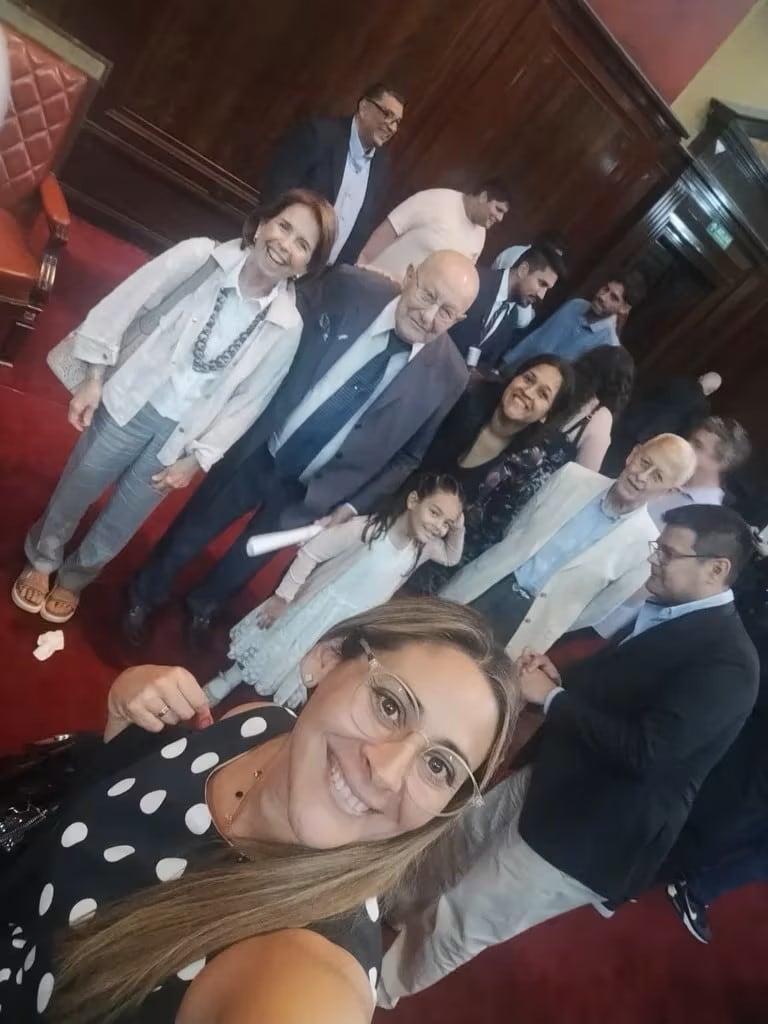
[12,192,335,623]
[440,433,697,657]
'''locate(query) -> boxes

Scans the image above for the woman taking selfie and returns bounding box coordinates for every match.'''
[408,354,574,596]
[12,188,336,625]
[2,598,516,1023]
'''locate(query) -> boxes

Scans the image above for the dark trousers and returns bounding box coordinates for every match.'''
[684,820,768,907]
[131,444,307,616]
[469,574,533,646]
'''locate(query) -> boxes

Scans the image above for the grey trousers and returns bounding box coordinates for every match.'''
[25,402,177,593]
[378,767,603,1006]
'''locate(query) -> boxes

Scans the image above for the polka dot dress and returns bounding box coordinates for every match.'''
[1,706,381,1022]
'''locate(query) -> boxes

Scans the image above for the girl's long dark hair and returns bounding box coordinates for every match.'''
[362,472,463,570]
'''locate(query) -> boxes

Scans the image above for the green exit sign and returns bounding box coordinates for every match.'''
[707,221,733,250]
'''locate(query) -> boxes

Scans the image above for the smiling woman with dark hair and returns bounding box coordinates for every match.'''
[407,354,575,596]
[1,598,516,1024]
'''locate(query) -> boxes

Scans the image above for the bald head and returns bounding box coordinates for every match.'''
[698,371,722,397]
[609,433,696,513]
[396,250,480,346]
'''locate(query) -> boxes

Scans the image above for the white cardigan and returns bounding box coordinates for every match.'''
[70,238,303,469]
[441,462,659,657]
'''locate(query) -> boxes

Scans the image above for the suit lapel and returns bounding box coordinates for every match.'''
[331,119,352,200]
[366,337,448,416]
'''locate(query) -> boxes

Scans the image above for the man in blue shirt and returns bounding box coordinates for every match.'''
[262,82,404,265]
[379,504,759,1005]
[502,270,646,366]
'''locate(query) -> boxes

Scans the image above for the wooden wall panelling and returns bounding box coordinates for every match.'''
[24,0,687,259]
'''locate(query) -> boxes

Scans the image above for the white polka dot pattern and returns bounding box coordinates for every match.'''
[38,883,53,917]
[190,751,219,774]
[155,857,188,882]
[368,966,378,1000]
[69,898,98,926]
[103,845,135,863]
[23,946,35,972]
[36,973,54,1013]
[184,803,212,835]
[107,777,135,797]
[60,822,88,847]
[365,897,380,922]
[15,967,22,984]
[176,957,206,981]
[0,968,10,982]
[139,789,167,814]
[161,737,188,759]
[240,716,268,738]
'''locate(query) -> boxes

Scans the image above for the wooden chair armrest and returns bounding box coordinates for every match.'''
[39,173,70,244]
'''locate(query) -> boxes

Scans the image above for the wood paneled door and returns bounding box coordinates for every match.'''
[24,0,687,260]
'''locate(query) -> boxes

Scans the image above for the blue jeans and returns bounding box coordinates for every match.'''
[687,820,768,906]
[25,402,177,592]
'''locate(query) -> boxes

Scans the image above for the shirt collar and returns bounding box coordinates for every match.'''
[369,297,424,361]
[350,117,375,167]
[495,268,514,307]
[223,253,283,310]
[638,588,734,626]
[579,305,617,332]
[679,484,725,505]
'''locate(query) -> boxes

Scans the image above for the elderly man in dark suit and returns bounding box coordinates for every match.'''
[125,251,478,646]
[449,243,565,368]
[379,504,759,1006]
[262,82,404,266]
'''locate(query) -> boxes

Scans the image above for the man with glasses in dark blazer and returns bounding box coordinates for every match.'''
[379,503,759,1005]
[262,82,404,266]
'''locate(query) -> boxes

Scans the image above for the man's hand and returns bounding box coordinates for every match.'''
[151,455,199,494]
[516,649,561,706]
[68,380,103,432]
[316,504,356,529]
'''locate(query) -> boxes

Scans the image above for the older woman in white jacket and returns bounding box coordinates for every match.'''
[12,189,336,622]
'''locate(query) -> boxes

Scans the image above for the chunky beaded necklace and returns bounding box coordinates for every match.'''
[192,287,270,373]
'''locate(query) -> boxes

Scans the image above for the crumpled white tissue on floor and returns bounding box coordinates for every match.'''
[34,630,65,661]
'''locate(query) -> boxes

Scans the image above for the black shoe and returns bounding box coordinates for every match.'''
[185,610,213,653]
[122,602,150,648]
[667,880,711,944]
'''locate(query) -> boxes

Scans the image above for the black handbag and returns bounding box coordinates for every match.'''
[0,732,102,861]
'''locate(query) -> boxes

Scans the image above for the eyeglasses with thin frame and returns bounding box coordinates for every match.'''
[353,639,485,818]
[365,96,403,129]
[411,270,466,329]
[648,540,726,565]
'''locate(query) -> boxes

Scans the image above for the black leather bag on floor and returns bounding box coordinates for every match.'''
[0,733,101,863]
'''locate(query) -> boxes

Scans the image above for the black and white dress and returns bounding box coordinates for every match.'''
[1,705,382,1022]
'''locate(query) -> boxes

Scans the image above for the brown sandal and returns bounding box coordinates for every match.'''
[41,584,80,624]
[12,567,50,614]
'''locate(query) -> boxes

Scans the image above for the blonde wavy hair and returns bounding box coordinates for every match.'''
[52,597,520,1021]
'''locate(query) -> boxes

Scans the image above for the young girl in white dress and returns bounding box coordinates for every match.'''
[204,473,464,708]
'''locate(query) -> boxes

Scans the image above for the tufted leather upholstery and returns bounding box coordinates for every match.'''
[0,25,87,210]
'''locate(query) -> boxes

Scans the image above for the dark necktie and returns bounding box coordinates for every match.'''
[273,331,410,479]
[482,300,514,343]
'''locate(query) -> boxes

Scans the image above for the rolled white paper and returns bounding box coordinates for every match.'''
[245,524,323,558]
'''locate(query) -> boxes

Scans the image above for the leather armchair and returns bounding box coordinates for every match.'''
[0,17,107,363]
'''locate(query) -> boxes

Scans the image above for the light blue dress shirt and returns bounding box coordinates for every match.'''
[626,588,734,641]
[502,297,618,365]
[328,118,374,264]
[269,299,422,483]
[515,489,620,595]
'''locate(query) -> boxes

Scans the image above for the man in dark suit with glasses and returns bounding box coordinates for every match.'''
[262,82,404,266]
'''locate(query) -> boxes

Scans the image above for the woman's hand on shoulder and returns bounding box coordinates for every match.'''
[104,664,212,741]
[179,929,373,1024]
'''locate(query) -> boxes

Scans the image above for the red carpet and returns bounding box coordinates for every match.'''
[1,217,766,1022]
